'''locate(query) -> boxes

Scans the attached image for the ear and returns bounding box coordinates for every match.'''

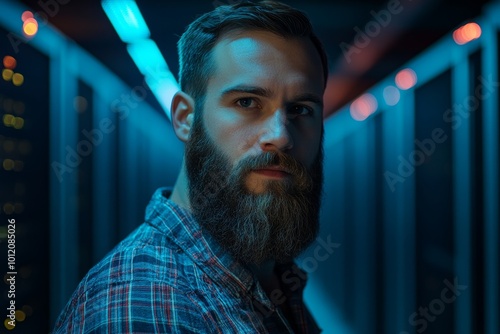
[170,91,195,143]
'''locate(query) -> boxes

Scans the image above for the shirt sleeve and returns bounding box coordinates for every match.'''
[52,280,216,334]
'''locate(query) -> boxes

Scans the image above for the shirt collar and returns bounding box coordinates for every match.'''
[145,188,256,296]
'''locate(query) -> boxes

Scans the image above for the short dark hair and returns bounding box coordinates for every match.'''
[177,0,329,106]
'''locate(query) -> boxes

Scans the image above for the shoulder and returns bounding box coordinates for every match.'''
[53,280,215,333]
[53,223,215,333]
[84,222,195,288]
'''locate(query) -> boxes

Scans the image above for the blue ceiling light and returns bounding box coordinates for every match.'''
[127,39,169,75]
[102,0,179,120]
[102,0,150,43]
[145,73,179,117]
[128,39,179,118]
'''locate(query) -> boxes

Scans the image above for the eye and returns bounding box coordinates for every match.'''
[288,104,313,117]
[236,97,260,109]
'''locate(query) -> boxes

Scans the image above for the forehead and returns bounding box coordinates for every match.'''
[207,30,324,94]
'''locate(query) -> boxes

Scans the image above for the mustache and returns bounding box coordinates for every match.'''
[232,151,313,189]
[239,151,304,173]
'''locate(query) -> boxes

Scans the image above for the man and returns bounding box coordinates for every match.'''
[54,1,328,332]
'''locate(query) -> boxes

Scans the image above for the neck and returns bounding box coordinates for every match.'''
[248,260,279,295]
[170,159,191,211]
[248,260,275,277]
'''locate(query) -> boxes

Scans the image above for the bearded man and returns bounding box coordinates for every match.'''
[54,1,327,333]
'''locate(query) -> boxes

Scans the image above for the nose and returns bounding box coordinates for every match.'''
[259,110,293,152]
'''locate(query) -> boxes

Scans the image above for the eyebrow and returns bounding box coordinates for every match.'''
[220,85,323,108]
[220,85,273,99]
[290,93,324,109]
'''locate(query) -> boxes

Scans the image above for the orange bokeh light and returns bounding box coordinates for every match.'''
[3,56,16,70]
[453,22,481,45]
[350,93,378,121]
[23,18,38,36]
[395,68,417,90]
[21,11,34,22]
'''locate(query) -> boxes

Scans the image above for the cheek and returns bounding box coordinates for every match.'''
[227,127,263,164]
[292,123,322,166]
[203,108,259,161]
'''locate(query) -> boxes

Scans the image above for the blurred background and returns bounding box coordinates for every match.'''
[0,0,498,333]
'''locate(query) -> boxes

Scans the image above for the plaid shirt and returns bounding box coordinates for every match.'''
[53,188,321,333]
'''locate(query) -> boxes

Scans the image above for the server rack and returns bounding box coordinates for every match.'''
[305,3,499,333]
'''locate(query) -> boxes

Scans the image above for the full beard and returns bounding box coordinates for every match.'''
[185,110,323,265]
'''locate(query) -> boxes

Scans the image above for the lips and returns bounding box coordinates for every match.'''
[252,166,291,178]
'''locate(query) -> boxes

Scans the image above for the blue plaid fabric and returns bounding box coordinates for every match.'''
[53,188,321,333]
